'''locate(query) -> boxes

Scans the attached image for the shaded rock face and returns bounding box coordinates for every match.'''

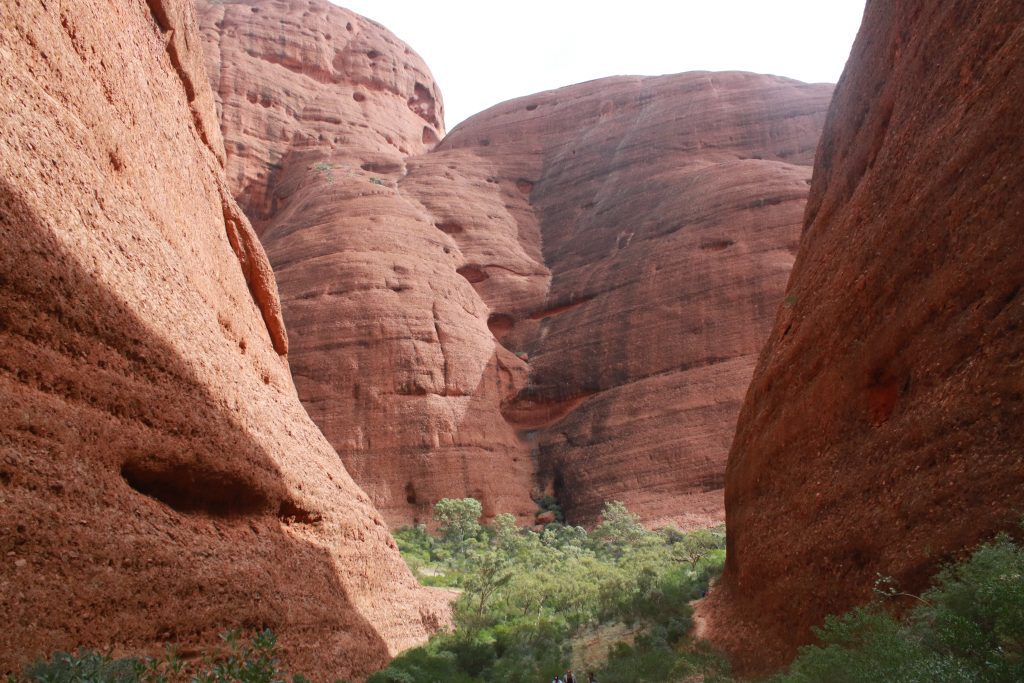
[704,0,1024,675]
[0,1,447,679]
[201,0,832,528]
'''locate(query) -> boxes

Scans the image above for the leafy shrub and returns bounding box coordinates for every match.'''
[373,500,728,682]
[775,534,1024,683]
[24,651,144,683]
[19,630,313,683]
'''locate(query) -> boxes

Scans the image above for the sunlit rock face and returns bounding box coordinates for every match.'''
[435,73,833,530]
[0,0,448,678]
[703,0,1024,676]
[201,0,831,528]
[199,0,539,526]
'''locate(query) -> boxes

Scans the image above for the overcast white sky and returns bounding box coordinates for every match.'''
[332,1,867,130]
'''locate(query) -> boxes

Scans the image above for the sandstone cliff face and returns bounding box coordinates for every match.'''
[0,1,447,678]
[441,74,832,528]
[704,0,1024,674]
[199,0,541,526]
[201,0,832,528]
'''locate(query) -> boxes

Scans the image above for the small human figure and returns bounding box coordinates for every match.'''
[566,670,576,683]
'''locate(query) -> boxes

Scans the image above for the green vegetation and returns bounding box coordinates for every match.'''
[13,630,336,683]
[375,498,729,682]
[17,499,1021,683]
[774,534,1024,682]
[312,161,334,185]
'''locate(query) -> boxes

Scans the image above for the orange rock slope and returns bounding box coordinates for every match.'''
[0,1,447,679]
[704,0,1024,675]
[201,0,833,528]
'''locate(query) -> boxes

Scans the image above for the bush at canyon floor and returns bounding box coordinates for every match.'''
[774,532,1024,683]
[373,499,730,682]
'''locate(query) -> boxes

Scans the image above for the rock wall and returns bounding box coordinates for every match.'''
[0,0,447,679]
[198,0,539,526]
[442,74,832,528]
[704,0,1024,674]
[201,0,832,528]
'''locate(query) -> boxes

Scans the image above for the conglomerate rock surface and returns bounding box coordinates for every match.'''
[0,0,448,678]
[201,0,833,528]
[702,0,1024,675]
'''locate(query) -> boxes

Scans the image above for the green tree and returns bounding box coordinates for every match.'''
[460,549,515,621]
[592,501,648,557]
[491,513,521,553]
[434,498,483,550]
[669,527,724,569]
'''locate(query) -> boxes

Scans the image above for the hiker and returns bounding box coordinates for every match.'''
[565,671,576,683]
[551,675,562,683]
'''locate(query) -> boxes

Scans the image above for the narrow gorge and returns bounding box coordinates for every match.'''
[2,0,1021,680]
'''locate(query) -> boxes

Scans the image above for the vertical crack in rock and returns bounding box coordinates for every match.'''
[145,0,224,166]
[431,301,449,395]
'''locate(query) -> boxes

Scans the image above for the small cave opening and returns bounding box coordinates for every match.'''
[435,221,464,235]
[407,82,439,128]
[700,237,736,251]
[456,264,488,283]
[277,500,322,525]
[405,481,418,505]
[867,373,901,425]
[487,313,515,338]
[422,126,440,146]
[552,471,567,511]
[361,160,402,174]
[121,461,269,517]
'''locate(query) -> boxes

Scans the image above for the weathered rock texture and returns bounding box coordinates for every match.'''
[704,0,1024,675]
[197,0,540,526]
[201,0,832,528]
[445,75,833,529]
[0,1,447,678]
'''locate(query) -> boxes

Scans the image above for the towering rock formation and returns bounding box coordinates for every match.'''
[201,0,832,528]
[0,1,447,679]
[439,75,832,528]
[197,0,540,525]
[704,0,1024,674]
